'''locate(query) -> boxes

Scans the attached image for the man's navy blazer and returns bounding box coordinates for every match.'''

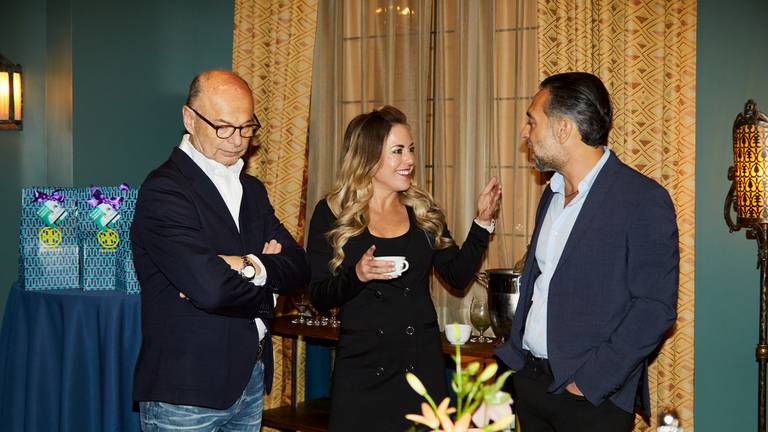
[131,147,308,410]
[495,151,679,415]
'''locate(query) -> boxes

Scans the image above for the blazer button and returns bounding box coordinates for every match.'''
[377,328,384,337]
[405,325,415,336]
[374,290,383,299]
[403,287,411,296]
[376,366,385,376]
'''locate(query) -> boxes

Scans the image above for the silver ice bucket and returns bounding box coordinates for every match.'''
[476,268,521,343]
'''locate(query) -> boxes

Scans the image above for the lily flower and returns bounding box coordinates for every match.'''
[471,391,513,427]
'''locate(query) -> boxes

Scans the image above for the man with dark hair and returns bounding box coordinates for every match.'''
[132,70,308,431]
[496,72,679,431]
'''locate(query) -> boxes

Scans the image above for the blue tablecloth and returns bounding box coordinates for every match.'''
[0,283,141,431]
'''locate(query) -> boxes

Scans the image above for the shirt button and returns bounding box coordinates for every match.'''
[377,328,384,337]
[405,364,415,373]
[405,325,415,336]
[374,290,383,299]
[403,287,411,296]
[376,366,384,376]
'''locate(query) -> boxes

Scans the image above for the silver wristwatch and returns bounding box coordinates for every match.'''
[239,256,256,281]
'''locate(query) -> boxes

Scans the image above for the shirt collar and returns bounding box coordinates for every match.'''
[550,146,611,196]
[179,134,244,179]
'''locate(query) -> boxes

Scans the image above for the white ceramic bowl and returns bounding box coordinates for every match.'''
[445,323,472,345]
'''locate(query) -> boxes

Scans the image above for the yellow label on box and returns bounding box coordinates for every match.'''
[97,228,120,251]
[38,226,62,248]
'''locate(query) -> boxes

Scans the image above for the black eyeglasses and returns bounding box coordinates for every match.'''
[186,105,261,139]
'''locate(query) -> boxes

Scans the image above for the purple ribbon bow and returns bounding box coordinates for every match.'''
[32,189,65,204]
[88,185,124,210]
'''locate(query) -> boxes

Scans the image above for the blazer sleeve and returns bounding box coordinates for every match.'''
[573,185,679,405]
[306,200,366,312]
[247,181,308,296]
[132,174,273,318]
[432,222,491,290]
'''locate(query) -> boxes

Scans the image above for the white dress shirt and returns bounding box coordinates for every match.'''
[522,147,610,358]
[179,134,270,340]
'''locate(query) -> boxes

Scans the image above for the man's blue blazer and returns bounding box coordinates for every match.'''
[131,147,308,409]
[495,151,679,415]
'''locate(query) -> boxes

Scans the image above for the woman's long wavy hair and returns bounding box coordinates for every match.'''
[325,105,454,272]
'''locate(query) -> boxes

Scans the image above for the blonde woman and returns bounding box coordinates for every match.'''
[307,106,501,431]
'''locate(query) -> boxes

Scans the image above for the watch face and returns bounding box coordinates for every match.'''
[242,265,256,279]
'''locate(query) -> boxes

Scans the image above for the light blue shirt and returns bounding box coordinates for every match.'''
[522,147,611,358]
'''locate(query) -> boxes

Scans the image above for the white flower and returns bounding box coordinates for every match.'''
[471,391,514,428]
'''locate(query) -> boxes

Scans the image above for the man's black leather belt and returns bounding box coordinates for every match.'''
[525,352,552,375]
[256,337,266,361]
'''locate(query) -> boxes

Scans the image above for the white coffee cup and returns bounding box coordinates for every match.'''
[445,323,471,345]
[373,256,410,278]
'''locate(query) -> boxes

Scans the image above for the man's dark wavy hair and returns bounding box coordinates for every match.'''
[540,72,613,147]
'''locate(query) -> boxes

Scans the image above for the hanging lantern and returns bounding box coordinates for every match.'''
[0,54,23,131]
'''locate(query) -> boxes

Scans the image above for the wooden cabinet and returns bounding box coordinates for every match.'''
[262,316,498,431]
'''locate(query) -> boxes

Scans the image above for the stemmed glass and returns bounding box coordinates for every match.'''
[329,307,341,328]
[305,302,320,326]
[291,293,310,325]
[470,297,491,343]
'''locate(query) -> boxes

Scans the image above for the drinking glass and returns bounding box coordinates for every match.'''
[470,297,491,343]
[329,307,341,327]
[305,302,320,326]
[291,293,310,325]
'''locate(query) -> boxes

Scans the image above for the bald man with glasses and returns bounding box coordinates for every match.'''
[131,70,308,431]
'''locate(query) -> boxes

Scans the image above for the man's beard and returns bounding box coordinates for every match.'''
[532,155,557,172]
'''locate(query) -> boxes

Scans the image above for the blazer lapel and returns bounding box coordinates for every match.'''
[170,147,240,235]
[238,174,263,248]
[521,187,552,302]
[551,152,621,276]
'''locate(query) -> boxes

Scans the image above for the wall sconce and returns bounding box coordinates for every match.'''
[725,99,768,432]
[0,54,23,131]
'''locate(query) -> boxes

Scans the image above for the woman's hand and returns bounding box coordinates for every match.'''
[355,245,394,282]
[476,176,502,225]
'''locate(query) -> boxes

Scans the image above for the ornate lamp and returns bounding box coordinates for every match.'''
[725,99,768,432]
[0,54,23,131]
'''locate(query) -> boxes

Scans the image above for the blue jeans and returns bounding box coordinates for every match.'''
[140,361,264,432]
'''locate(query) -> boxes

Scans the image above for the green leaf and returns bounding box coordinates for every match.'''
[487,370,513,394]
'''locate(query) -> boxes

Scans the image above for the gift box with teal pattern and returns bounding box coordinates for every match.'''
[112,186,140,294]
[115,236,140,294]
[19,187,80,290]
[77,184,133,291]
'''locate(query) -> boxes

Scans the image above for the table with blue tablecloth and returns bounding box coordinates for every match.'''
[0,283,141,431]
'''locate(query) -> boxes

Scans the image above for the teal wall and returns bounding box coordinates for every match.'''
[71,0,234,187]
[0,0,52,320]
[695,0,768,430]
[0,0,233,320]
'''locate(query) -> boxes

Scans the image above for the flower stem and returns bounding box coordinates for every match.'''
[455,340,463,415]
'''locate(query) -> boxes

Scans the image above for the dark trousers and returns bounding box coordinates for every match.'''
[512,356,634,432]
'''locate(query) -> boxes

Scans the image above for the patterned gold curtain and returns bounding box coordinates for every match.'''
[232,0,318,422]
[537,0,696,430]
[307,0,541,333]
